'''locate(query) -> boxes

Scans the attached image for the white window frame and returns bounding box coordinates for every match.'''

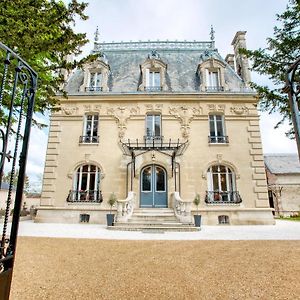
[83,114,99,143]
[145,114,161,138]
[89,72,102,90]
[209,115,226,143]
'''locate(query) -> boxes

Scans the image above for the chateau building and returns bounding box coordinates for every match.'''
[36,30,274,226]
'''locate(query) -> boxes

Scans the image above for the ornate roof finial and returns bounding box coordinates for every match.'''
[94,26,99,42]
[210,25,215,41]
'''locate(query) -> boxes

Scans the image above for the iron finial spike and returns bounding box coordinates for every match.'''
[94,26,99,42]
[210,25,215,41]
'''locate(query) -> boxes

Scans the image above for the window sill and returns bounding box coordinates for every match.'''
[78,142,99,146]
[208,143,229,146]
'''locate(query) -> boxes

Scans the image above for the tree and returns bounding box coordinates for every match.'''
[241,0,300,136]
[2,170,30,193]
[0,0,91,127]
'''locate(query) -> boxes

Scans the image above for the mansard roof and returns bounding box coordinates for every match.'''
[65,40,252,94]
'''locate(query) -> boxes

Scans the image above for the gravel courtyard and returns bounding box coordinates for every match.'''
[10,238,300,300]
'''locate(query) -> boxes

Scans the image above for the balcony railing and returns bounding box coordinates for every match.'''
[205,86,224,92]
[67,190,103,203]
[208,135,229,144]
[85,86,103,92]
[144,86,162,92]
[205,191,242,204]
[79,135,99,143]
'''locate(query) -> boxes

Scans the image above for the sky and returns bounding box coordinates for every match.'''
[26,0,297,190]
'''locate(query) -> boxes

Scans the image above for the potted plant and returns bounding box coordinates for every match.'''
[193,193,201,227]
[106,192,117,226]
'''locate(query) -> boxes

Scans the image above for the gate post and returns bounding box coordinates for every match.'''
[0,42,37,299]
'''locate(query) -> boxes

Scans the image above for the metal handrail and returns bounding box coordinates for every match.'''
[208,135,229,143]
[79,135,99,143]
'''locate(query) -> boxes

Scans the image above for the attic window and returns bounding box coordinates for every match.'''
[139,52,167,92]
[197,58,227,92]
[80,58,110,92]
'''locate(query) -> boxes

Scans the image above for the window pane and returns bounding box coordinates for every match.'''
[209,118,215,136]
[89,73,95,86]
[216,119,223,136]
[156,167,165,191]
[220,173,227,191]
[81,173,87,190]
[146,115,153,136]
[213,174,219,190]
[154,72,160,87]
[154,115,161,136]
[96,73,102,87]
[142,167,152,191]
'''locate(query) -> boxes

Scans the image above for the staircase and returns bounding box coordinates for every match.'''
[109,208,199,232]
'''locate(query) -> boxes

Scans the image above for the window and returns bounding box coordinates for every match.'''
[80,114,99,143]
[209,115,228,143]
[69,164,101,202]
[207,70,219,88]
[89,72,102,91]
[206,165,240,203]
[146,70,161,91]
[146,114,161,139]
[218,215,230,224]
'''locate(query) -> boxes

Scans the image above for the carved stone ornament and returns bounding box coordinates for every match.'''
[107,106,140,139]
[230,105,249,115]
[145,104,163,112]
[216,154,222,163]
[62,106,78,116]
[169,105,202,138]
[207,104,225,113]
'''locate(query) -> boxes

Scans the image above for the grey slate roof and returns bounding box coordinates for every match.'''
[65,40,251,94]
[264,154,300,174]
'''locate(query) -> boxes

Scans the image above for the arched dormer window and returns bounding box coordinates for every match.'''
[138,51,167,92]
[80,58,110,92]
[197,58,227,92]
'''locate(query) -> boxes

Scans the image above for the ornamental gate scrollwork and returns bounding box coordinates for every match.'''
[0,42,37,299]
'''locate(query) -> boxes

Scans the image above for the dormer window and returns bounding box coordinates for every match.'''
[139,51,167,92]
[146,70,161,91]
[197,58,227,92]
[80,57,110,92]
[88,72,102,91]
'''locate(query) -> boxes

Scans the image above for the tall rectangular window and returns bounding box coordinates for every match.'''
[146,114,161,138]
[82,114,99,143]
[89,72,102,91]
[209,115,227,143]
[146,70,161,91]
[206,69,221,91]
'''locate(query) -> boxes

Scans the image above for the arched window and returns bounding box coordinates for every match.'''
[206,165,241,203]
[68,164,102,202]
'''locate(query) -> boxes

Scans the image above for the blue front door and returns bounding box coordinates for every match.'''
[140,164,167,208]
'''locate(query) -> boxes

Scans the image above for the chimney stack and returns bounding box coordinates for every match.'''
[231,31,251,86]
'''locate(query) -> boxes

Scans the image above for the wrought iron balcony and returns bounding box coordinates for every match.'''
[205,191,242,204]
[205,86,224,92]
[85,86,103,92]
[79,135,99,143]
[144,86,162,92]
[208,135,229,144]
[67,190,103,203]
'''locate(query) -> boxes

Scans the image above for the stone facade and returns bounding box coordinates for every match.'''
[36,32,274,225]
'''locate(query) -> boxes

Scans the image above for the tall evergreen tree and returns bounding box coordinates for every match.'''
[241,0,300,136]
[0,0,90,125]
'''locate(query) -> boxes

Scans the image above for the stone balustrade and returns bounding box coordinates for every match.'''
[172,192,193,224]
[116,191,135,222]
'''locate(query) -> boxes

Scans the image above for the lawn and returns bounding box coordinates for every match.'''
[10,237,300,300]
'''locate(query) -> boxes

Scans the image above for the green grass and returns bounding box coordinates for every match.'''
[280,216,300,222]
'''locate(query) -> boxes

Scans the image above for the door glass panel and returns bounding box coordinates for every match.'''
[142,166,152,191]
[156,167,165,191]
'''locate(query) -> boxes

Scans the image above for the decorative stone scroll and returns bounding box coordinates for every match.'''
[145,104,163,112]
[230,105,249,115]
[169,105,202,138]
[62,105,79,116]
[207,104,225,113]
[107,106,140,138]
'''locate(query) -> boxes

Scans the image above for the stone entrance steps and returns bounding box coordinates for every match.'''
[109,208,199,232]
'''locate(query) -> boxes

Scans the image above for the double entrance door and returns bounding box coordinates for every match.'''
[140,164,167,208]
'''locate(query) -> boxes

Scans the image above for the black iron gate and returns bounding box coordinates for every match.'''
[0,42,37,299]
